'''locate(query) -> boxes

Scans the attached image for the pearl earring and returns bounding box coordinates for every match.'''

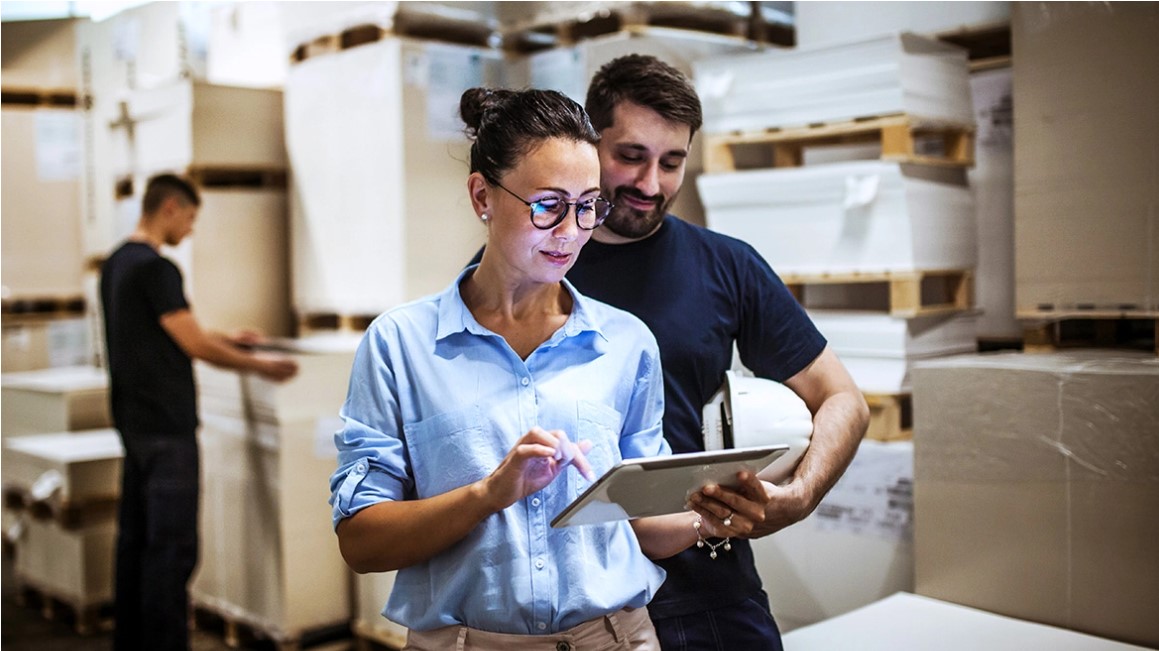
[481,213,489,222]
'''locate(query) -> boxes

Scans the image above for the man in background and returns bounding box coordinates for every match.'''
[100,173,298,650]
[569,54,870,650]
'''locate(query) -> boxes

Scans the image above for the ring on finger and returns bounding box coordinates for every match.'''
[722,511,733,527]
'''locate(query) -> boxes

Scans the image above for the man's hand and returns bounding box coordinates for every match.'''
[254,354,298,382]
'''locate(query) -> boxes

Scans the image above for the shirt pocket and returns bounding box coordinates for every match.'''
[404,405,499,499]
[574,400,623,496]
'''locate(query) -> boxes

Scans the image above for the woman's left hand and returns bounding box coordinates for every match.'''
[686,471,770,538]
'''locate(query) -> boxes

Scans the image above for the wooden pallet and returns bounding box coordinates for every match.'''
[783,269,973,318]
[0,296,87,324]
[191,603,352,651]
[352,619,407,651]
[703,114,975,173]
[864,392,912,442]
[1018,308,1158,355]
[1,87,79,108]
[290,13,497,64]
[297,312,377,336]
[501,1,789,53]
[12,579,114,636]
[113,167,288,199]
[936,22,1012,72]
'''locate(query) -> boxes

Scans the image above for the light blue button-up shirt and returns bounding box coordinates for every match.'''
[330,267,669,635]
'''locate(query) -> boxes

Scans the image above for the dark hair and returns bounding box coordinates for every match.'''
[142,173,200,215]
[460,88,599,185]
[585,54,703,138]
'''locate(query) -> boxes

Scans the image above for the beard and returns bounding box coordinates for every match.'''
[600,186,676,240]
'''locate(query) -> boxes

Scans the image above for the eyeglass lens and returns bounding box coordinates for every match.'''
[530,197,612,230]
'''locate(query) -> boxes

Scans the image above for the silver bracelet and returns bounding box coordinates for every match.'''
[693,516,731,559]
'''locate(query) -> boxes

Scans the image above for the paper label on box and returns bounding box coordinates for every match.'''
[422,45,489,141]
[812,442,914,543]
[35,112,82,181]
[315,416,344,460]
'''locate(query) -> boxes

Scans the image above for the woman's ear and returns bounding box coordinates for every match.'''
[467,172,491,221]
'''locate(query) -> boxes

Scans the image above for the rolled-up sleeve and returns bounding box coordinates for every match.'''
[618,333,670,461]
[329,321,413,529]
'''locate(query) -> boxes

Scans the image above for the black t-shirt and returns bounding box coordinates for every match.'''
[566,215,827,619]
[100,241,198,435]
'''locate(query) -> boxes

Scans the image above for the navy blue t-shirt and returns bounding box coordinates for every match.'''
[100,241,198,435]
[566,215,827,619]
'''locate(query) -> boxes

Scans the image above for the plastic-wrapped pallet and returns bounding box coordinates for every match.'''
[693,32,973,135]
[192,337,357,644]
[699,161,976,275]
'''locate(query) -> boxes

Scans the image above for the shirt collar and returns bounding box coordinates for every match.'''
[436,265,608,344]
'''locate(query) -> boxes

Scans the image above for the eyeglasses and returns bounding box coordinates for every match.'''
[493,181,612,231]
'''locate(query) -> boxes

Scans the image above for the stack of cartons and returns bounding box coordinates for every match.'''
[912,351,1159,648]
[2,429,123,634]
[191,339,357,645]
[1,366,111,439]
[77,3,293,340]
[694,33,980,439]
[1,18,92,372]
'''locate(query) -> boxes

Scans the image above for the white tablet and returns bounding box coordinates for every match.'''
[550,445,789,528]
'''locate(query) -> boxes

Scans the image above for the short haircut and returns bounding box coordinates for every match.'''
[142,173,201,215]
[585,54,703,138]
[460,87,600,185]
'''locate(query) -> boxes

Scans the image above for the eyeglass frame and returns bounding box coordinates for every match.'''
[491,181,612,231]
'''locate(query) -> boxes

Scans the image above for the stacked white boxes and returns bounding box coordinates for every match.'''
[76,3,293,340]
[695,33,979,400]
[191,338,357,644]
[2,430,123,633]
[694,33,979,631]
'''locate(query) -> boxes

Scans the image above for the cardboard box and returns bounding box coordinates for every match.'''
[753,441,914,631]
[1,366,111,438]
[1,108,86,298]
[185,189,293,338]
[13,517,117,608]
[1,317,93,373]
[2,429,123,507]
[0,18,81,89]
[700,162,977,275]
[1013,3,1159,312]
[784,592,1151,650]
[912,351,1159,648]
[693,32,974,135]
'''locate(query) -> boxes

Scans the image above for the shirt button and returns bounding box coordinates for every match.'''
[535,559,545,569]
[531,497,541,507]
[537,622,547,631]
[356,462,366,472]
[521,377,530,386]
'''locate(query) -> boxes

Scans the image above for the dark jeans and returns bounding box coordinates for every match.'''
[652,591,784,651]
[113,432,200,651]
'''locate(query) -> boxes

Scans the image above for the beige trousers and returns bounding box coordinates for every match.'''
[402,607,660,651]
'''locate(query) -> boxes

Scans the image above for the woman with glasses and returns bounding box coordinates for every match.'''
[329,88,709,650]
